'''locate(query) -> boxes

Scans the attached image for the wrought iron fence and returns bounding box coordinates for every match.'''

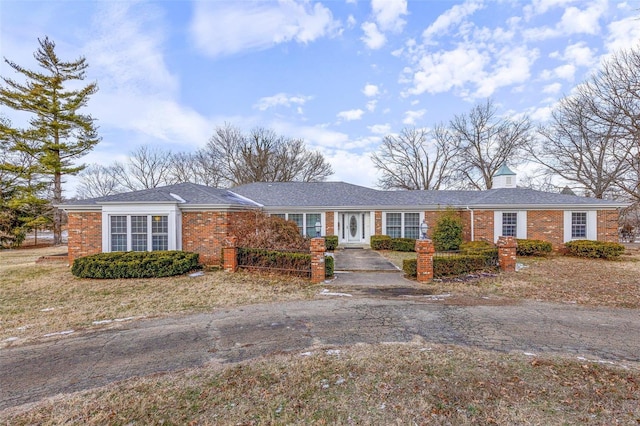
[433,248,499,278]
[237,247,311,278]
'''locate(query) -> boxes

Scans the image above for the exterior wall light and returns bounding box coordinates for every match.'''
[315,220,322,237]
[420,220,429,240]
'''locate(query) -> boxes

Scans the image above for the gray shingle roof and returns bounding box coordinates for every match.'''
[62,183,260,207]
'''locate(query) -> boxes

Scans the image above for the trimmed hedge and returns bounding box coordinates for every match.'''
[238,248,311,276]
[391,237,416,252]
[564,240,625,259]
[460,240,494,253]
[324,235,339,251]
[71,251,200,279]
[402,250,498,278]
[325,255,334,277]
[516,239,552,256]
[370,235,392,250]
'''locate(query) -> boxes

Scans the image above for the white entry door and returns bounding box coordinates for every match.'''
[347,213,361,242]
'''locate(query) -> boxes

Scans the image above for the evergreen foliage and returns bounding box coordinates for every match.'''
[564,240,625,259]
[431,209,463,251]
[71,251,201,279]
[516,239,553,256]
[0,37,100,245]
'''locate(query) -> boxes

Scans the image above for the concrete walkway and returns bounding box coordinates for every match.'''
[332,247,400,272]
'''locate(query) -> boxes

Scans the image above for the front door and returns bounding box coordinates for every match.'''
[347,213,360,243]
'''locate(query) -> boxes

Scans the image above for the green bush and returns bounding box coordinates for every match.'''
[564,240,625,259]
[434,251,498,278]
[516,239,553,256]
[237,248,311,277]
[460,240,494,253]
[402,258,417,277]
[391,237,416,252]
[71,251,200,279]
[324,235,338,251]
[325,255,334,277]
[370,235,392,250]
[432,209,463,251]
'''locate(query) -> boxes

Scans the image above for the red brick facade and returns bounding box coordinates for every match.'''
[597,210,620,242]
[374,211,382,235]
[310,237,326,283]
[67,212,102,263]
[325,211,334,236]
[415,239,435,282]
[526,210,564,249]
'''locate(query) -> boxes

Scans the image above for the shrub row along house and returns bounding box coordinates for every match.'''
[60,167,626,265]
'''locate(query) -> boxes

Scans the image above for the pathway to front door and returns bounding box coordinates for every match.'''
[332,248,399,272]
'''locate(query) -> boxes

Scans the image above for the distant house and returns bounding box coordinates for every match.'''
[60,167,627,265]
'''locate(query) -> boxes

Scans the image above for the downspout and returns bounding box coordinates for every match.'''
[466,206,474,242]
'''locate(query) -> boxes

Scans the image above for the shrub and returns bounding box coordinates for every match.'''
[370,235,392,250]
[564,240,625,259]
[325,255,334,277]
[237,247,311,277]
[324,235,338,251]
[460,240,494,253]
[71,251,200,279]
[391,237,416,252]
[434,250,498,278]
[432,209,463,251]
[402,258,417,277]
[516,239,552,256]
[229,212,310,251]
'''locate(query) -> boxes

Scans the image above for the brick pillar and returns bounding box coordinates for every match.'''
[497,236,517,272]
[310,237,326,283]
[223,236,238,272]
[415,239,435,283]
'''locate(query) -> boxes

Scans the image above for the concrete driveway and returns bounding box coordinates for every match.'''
[2,293,639,411]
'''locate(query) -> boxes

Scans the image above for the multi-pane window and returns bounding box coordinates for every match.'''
[404,213,420,239]
[306,213,322,237]
[110,216,127,252]
[386,213,402,238]
[288,214,304,235]
[109,215,169,252]
[502,212,517,237]
[152,215,168,251]
[131,216,148,251]
[571,212,587,238]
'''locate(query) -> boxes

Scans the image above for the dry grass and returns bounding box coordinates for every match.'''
[0,247,320,347]
[380,250,640,309]
[4,342,639,425]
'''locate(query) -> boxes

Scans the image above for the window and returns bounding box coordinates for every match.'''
[109,215,169,252]
[271,214,286,219]
[110,216,127,252]
[306,213,322,237]
[502,212,517,237]
[571,212,587,238]
[404,213,420,239]
[152,215,168,251]
[386,213,402,238]
[288,214,304,235]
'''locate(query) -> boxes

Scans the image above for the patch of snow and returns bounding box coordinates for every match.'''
[189,271,204,277]
[379,403,386,410]
[335,377,345,385]
[3,337,18,342]
[114,316,137,322]
[40,307,55,312]
[92,319,113,325]
[326,349,341,356]
[319,289,352,297]
[299,351,313,357]
[523,352,536,356]
[43,330,74,337]
[516,263,528,271]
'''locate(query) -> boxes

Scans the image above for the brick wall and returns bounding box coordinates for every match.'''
[182,211,243,266]
[67,212,102,263]
[374,211,382,235]
[527,210,564,249]
[325,211,334,236]
[472,210,494,242]
[597,210,619,242]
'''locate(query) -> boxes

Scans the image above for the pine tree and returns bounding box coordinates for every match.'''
[0,37,100,245]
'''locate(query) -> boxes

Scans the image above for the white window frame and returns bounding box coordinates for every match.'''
[270,212,325,237]
[382,212,425,238]
[102,205,180,252]
[493,211,527,242]
[563,211,596,242]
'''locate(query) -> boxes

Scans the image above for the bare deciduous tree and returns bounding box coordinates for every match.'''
[75,164,123,198]
[450,99,532,189]
[113,145,174,191]
[204,124,333,186]
[371,126,458,190]
[527,93,632,199]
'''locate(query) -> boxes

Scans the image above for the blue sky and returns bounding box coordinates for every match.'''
[1,0,640,196]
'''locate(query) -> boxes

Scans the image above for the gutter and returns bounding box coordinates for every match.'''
[466,206,474,241]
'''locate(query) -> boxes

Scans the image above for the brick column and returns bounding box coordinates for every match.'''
[415,239,435,283]
[497,236,517,272]
[310,237,326,283]
[223,236,238,272]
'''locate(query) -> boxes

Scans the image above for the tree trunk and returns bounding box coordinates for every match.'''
[53,170,62,245]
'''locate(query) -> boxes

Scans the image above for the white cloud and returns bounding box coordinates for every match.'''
[422,0,484,42]
[558,2,605,36]
[606,16,640,52]
[190,1,341,57]
[366,100,377,112]
[542,82,562,94]
[368,123,391,135]
[337,109,365,121]
[361,21,386,49]
[474,46,538,98]
[402,109,426,125]
[324,150,378,187]
[540,63,576,81]
[371,0,407,32]
[523,0,577,18]
[347,14,357,28]
[362,83,380,97]
[254,93,312,111]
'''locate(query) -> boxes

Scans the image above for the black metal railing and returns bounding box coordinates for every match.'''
[237,247,312,278]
